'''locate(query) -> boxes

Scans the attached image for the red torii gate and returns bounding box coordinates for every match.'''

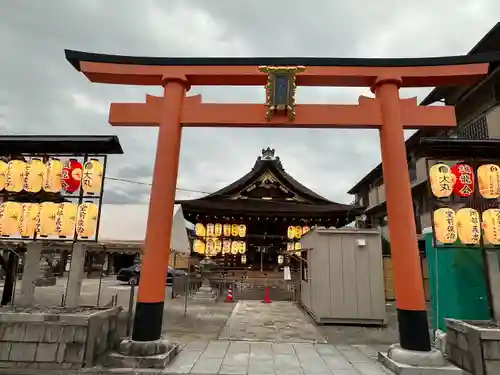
[65,50,495,353]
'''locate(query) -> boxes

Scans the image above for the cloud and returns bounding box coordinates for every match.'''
[1,0,499,233]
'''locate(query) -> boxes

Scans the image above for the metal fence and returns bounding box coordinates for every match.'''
[171,273,300,302]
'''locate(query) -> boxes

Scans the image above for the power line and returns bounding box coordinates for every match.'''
[106,176,212,195]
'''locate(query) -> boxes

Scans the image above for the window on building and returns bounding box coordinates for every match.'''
[301,251,308,282]
[456,116,489,140]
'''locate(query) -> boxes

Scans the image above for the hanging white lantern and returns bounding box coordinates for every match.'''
[277,254,284,265]
[241,254,247,264]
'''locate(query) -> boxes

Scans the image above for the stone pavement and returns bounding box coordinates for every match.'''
[219,301,326,343]
[163,340,393,375]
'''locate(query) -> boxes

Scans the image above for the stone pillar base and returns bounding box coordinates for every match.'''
[378,344,464,375]
[104,339,179,369]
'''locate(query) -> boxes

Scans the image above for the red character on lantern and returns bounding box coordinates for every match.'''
[450,163,474,197]
[61,159,83,193]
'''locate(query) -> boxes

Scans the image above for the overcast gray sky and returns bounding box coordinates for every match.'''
[0,0,499,211]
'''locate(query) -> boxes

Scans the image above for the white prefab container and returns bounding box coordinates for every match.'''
[299,227,386,325]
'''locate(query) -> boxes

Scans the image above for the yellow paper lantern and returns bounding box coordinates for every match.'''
[478,164,500,199]
[230,241,239,254]
[214,238,222,253]
[206,223,215,237]
[241,254,247,264]
[238,224,246,237]
[55,202,78,238]
[19,203,39,238]
[5,160,26,192]
[295,226,302,239]
[302,226,310,235]
[287,242,294,252]
[231,224,239,237]
[287,226,295,239]
[0,160,8,191]
[0,203,6,236]
[482,209,500,245]
[0,202,21,236]
[36,202,58,237]
[433,207,457,244]
[277,255,284,265]
[429,164,454,198]
[193,239,205,254]
[238,242,246,254]
[214,223,222,237]
[294,242,302,251]
[82,159,104,195]
[456,208,481,245]
[223,224,231,237]
[222,239,231,254]
[76,202,98,239]
[43,158,63,193]
[206,238,215,256]
[195,223,206,237]
[23,158,45,193]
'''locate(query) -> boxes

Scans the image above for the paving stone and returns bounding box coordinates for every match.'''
[0,343,11,361]
[9,342,37,361]
[190,357,223,374]
[165,350,203,373]
[222,352,250,367]
[272,343,295,354]
[274,354,301,369]
[321,355,353,371]
[202,341,230,358]
[275,369,304,375]
[219,365,248,374]
[219,301,325,343]
[184,341,209,351]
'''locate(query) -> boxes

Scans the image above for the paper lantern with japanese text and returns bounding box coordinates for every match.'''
[433,208,457,244]
[295,226,302,239]
[214,223,222,237]
[223,224,231,237]
[214,238,222,253]
[0,160,8,191]
[238,224,246,237]
[222,239,231,254]
[0,202,20,236]
[36,202,58,237]
[230,241,239,254]
[456,208,481,245]
[238,242,246,254]
[478,164,500,199]
[5,160,26,192]
[206,238,215,256]
[287,226,295,239]
[76,202,98,239]
[450,164,475,197]
[43,158,62,193]
[82,159,104,195]
[193,239,205,254]
[302,226,310,235]
[23,158,45,193]
[61,159,83,193]
[19,203,39,238]
[195,223,206,237]
[429,164,455,198]
[294,242,302,252]
[206,223,215,237]
[0,203,6,236]
[482,209,500,245]
[231,224,239,237]
[55,202,78,238]
[287,242,294,252]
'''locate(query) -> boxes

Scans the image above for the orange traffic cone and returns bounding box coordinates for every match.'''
[225,284,234,303]
[262,286,272,304]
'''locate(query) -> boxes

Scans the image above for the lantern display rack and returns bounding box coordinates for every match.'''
[426,158,500,248]
[193,222,248,257]
[0,154,107,199]
[0,153,107,243]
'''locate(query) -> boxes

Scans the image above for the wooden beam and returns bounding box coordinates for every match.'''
[109,94,456,129]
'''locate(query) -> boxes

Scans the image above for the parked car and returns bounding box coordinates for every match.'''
[116,264,186,286]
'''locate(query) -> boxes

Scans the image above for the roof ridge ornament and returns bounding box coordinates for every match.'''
[259,66,305,121]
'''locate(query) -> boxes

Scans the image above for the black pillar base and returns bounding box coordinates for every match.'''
[397,308,431,352]
[131,301,164,342]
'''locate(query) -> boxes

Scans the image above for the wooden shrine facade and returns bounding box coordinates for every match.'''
[176,147,361,275]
